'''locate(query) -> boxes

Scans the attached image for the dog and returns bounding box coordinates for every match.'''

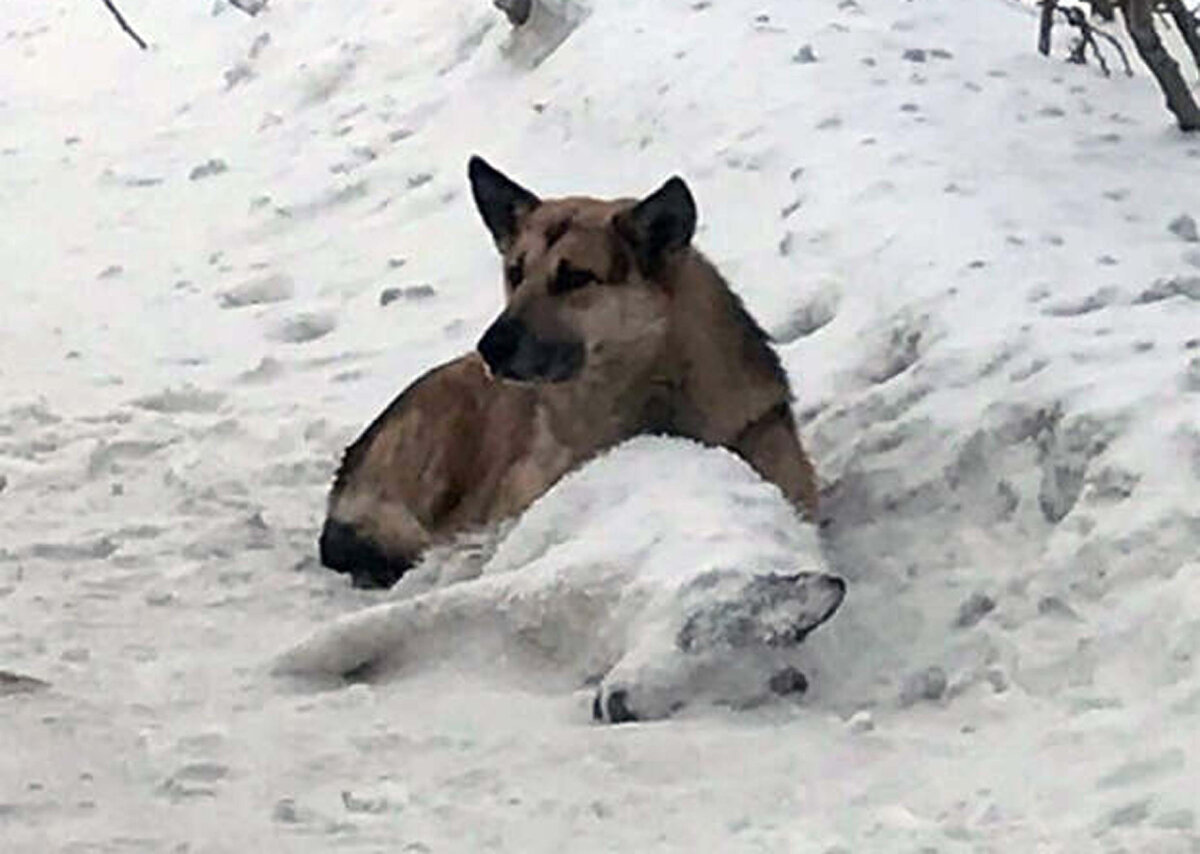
[319,156,819,588]
[282,437,844,722]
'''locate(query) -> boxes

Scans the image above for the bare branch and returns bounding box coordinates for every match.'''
[1039,0,1058,55]
[1072,8,1136,74]
[1162,0,1200,73]
[1063,5,1113,72]
[100,0,148,50]
[1121,0,1200,130]
[1043,3,1135,75]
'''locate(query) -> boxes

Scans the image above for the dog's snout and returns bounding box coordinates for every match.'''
[477,316,525,372]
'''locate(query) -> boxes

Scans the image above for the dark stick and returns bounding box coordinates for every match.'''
[1087,17,1136,74]
[1060,5,1132,74]
[1061,6,1112,74]
[1050,5,1135,76]
[1162,0,1200,73]
[1122,0,1200,130]
[1039,0,1058,56]
[101,0,148,50]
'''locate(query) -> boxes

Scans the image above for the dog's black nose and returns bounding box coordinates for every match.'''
[477,316,525,372]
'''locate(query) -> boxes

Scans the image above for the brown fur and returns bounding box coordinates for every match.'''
[320,157,818,588]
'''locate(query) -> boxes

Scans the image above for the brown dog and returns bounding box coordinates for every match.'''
[319,156,818,587]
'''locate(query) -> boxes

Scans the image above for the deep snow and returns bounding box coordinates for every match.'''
[2,0,1199,851]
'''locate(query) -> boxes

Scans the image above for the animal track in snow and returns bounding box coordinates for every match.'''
[1034,408,1116,524]
[86,439,171,477]
[859,314,926,385]
[28,537,118,562]
[188,159,228,181]
[157,762,232,801]
[269,312,337,344]
[218,273,295,308]
[1041,286,1120,317]
[1133,275,1200,304]
[299,49,361,107]
[236,357,285,384]
[131,386,226,415]
[0,670,48,695]
[771,285,840,343]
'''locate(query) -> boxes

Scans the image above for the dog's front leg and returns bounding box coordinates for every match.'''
[729,403,819,520]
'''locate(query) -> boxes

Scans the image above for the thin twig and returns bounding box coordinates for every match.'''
[1048,4,1135,75]
[100,0,148,50]
[1085,13,1137,73]
[1063,6,1113,72]
[1162,0,1200,73]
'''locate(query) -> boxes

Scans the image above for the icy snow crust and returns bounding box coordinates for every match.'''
[2,0,1199,850]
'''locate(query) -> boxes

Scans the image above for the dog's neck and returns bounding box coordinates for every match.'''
[655,252,792,443]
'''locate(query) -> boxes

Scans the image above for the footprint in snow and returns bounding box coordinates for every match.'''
[1133,275,1200,304]
[1036,411,1115,524]
[28,537,119,562]
[157,762,231,801]
[0,670,49,695]
[770,284,840,344]
[237,356,285,384]
[1041,286,1120,317]
[859,315,927,385]
[269,312,337,344]
[86,439,171,477]
[131,386,226,414]
[218,273,295,308]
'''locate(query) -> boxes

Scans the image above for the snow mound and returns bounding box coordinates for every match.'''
[275,437,846,722]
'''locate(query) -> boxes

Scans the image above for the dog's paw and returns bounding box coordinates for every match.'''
[592,684,640,724]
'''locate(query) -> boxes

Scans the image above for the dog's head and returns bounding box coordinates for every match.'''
[469,155,697,383]
[675,571,847,655]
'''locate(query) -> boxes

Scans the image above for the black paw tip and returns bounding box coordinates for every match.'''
[604,689,639,724]
[768,666,809,697]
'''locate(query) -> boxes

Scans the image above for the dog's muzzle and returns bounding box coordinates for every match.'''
[477,316,584,383]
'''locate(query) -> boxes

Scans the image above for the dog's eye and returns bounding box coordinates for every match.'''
[506,257,525,289]
[550,260,598,295]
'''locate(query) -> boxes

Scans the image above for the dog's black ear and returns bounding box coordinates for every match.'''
[614,176,697,277]
[469,156,540,251]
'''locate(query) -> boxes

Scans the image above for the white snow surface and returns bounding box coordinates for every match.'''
[2,0,1199,850]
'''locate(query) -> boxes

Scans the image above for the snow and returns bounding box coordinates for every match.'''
[2,0,1198,850]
